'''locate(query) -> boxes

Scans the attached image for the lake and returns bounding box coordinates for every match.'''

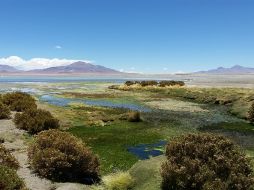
[0,75,128,83]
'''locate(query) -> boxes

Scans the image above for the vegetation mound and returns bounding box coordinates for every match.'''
[124,80,185,87]
[14,108,59,134]
[248,102,254,123]
[2,92,37,112]
[0,145,25,190]
[161,133,254,190]
[159,80,185,87]
[140,80,158,87]
[0,144,19,169]
[125,81,137,86]
[0,102,11,119]
[28,129,100,183]
[127,111,141,122]
[0,165,26,190]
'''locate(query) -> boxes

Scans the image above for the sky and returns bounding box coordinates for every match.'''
[0,0,254,73]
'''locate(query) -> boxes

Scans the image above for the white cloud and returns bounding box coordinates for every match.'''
[118,68,143,74]
[173,70,186,74]
[55,45,62,49]
[0,56,92,70]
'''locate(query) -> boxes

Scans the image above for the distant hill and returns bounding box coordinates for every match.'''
[197,65,254,74]
[28,61,121,74]
[0,64,20,72]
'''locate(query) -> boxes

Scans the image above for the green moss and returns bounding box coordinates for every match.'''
[68,121,162,174]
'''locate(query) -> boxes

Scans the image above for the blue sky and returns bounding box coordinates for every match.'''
[0,0,254,73]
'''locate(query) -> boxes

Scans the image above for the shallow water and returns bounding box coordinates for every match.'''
[127,140,167,160]
[0,76,127,83]
[39,94,151,112]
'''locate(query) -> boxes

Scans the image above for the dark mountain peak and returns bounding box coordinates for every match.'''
[69,61,92,67]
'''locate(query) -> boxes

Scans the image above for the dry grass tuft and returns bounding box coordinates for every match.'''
[102,171,135,190]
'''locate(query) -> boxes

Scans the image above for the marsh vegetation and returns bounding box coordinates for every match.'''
[0,80,254,189]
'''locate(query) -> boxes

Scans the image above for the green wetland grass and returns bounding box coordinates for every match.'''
[68,120,162,174]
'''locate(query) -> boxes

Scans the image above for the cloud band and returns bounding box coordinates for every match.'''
[0,56,92,70]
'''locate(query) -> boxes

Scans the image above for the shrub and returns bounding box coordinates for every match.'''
[161,133,254,190]
[108,85,120,89]
[2,92,37,112]
[0,137,4,143]
[124,80,185,87]
[0,165,26,190]
[176,81,185,86]
[125,81,136,86]
[140,80,158,87]
[127,111,141,122]
[248,102,254,123]
[102,171,135,190]
[0,103,11,119]
[0,144,19,170]
[28,129,100,183]
[159,80,185,87]
[14,109,59,134]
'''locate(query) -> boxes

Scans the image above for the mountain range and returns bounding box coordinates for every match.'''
[0,61,121,74]
[0,62,253,75]
[197,65,254,74]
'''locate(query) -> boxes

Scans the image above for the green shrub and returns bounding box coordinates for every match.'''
[28,129,100,183]
[248,102,254,123]
[161,133,254,190]
[0,103,11,119]
[2,92,37,112]
[102,171,135,190]
[0,165,26,190]
[0,144,19,170]
[127,111,141,122]
[14,109,59,134]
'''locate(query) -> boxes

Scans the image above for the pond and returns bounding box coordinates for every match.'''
[127,140,167,160]
[39,94,151,112]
